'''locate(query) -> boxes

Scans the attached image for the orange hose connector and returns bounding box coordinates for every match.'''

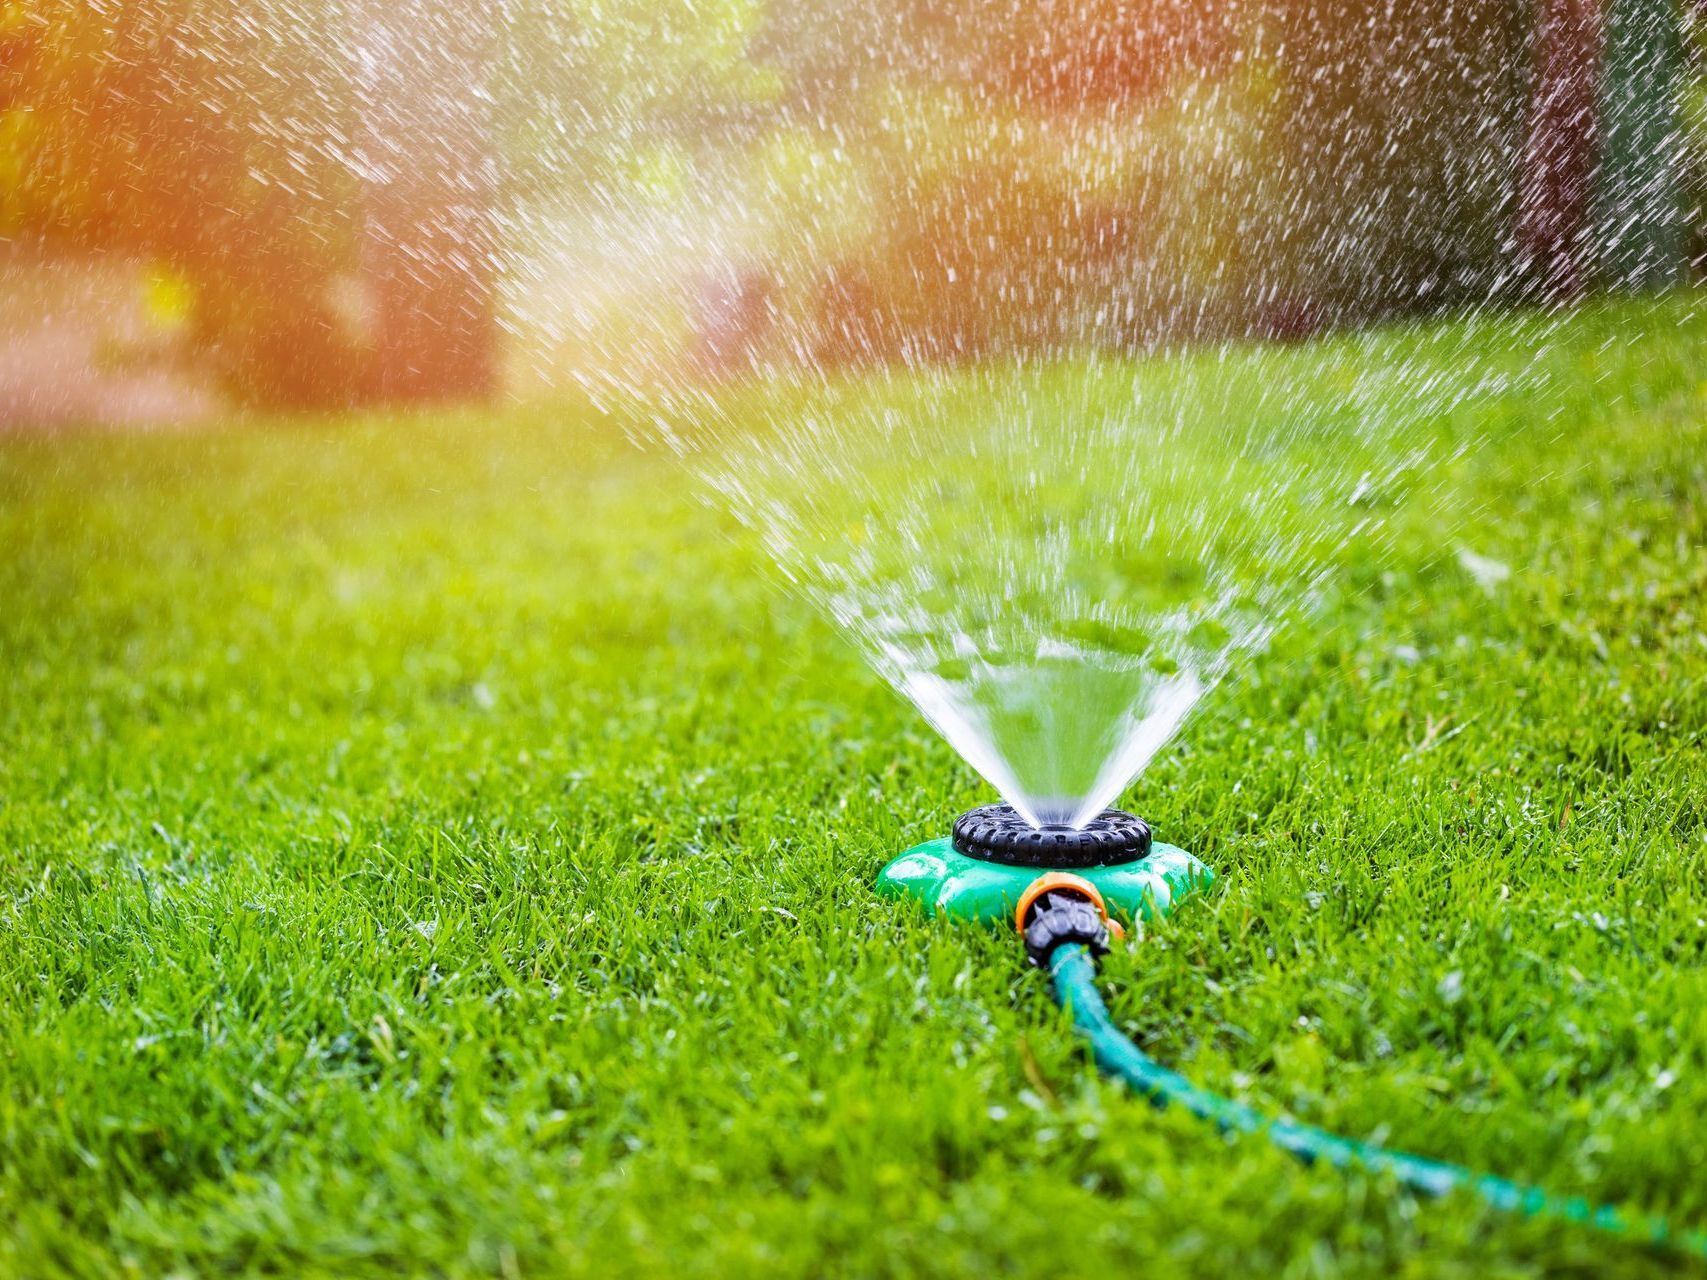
[1015,872,1125,939]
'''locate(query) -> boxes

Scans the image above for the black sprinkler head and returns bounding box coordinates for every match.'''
[951,803,1152,869]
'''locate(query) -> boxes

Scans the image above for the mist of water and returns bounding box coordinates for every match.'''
[656,323,1537,828]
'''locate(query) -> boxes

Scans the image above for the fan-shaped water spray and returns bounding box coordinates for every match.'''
[655,319,1541,829]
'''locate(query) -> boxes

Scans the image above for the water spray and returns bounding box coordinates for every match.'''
[881,803,1707,1260]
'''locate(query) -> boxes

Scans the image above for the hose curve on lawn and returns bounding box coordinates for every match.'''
[1047,942,1707,1260]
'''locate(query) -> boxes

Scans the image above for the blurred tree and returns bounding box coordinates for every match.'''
[910,0,1238,111]
[357,0,496,403]
[749,0,1246,364]
[753,0,1235,117]
[9,0,1691,405]
[1685,2,1707,276]
[751,0,1546,359]
[1517,0,1603,301]
[1592,0,1689,290]
[1270,0,1530,325]
[1,0,366,408]
[495,0,778,191]
[3,0,788,404]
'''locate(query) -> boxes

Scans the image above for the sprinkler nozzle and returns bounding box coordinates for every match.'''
[953,803,1151,868]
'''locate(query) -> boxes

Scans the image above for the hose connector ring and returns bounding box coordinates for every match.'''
[1016,872,1125,968]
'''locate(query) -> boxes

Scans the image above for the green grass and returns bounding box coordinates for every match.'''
[4,295,1707,1278]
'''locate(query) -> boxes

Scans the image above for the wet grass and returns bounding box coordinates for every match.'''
[4,294,1707,1278]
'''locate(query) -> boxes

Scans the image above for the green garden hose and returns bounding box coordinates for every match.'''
[1044,938,1706,1259]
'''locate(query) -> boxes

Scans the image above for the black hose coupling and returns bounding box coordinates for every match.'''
[1016,874,1120,969]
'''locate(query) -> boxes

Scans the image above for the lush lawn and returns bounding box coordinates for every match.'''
[4,296,1707,1278]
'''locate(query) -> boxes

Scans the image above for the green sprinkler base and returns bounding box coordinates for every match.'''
[877,836,1213,926]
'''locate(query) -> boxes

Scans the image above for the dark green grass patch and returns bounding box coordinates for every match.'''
[4,296,1707,1277]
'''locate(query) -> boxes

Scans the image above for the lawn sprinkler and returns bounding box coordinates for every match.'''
[879,800,1707,1260]
[876,802,1211,926]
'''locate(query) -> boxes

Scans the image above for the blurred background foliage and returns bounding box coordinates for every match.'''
[0,0,1703,419]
